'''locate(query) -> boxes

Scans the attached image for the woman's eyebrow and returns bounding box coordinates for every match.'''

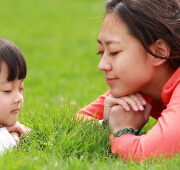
[97,39,121,45]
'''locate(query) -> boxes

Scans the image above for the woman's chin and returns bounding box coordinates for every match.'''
[110,89,122,98]
[110,89,130,98]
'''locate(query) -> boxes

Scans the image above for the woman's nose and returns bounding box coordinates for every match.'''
[98,55,112,71]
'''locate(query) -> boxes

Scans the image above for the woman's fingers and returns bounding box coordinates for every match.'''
[109,103,151,133]
[121,93,146,111]
[143,103,152,122]
[103,93,147,121]
[135,93,146,105]
[104,94,130,120]
[104,95,131,111]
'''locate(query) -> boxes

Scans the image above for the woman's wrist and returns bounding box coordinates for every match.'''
[111,125,139,134]
[113,128,143,138]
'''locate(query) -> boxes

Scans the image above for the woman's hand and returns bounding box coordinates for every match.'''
[6,121,28,137]
[109,103,152,133]
[103,93,147,121]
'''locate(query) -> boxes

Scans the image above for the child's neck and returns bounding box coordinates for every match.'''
[0,124,5,128]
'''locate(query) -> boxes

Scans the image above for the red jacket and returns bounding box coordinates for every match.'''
[77,67,180,161]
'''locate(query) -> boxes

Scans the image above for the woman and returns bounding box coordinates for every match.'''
[77,0,180,161]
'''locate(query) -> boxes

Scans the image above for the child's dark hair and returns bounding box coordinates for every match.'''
[0,39,27,81]
[105,0,180,70]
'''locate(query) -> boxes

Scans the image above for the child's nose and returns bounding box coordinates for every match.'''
[14,92,23,104]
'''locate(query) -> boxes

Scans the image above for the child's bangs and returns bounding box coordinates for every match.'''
[0,39,27,81]
[6,54,27,81]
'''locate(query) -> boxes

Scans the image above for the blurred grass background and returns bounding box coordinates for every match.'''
[0,0,179,169]
[0,0,108,113]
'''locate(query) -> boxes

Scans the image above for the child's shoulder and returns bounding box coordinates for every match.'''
[0,127,16,154]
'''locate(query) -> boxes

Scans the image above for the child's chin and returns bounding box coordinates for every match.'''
[7,120,17,126]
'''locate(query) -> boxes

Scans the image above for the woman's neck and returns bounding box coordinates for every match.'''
[142,64,175,102]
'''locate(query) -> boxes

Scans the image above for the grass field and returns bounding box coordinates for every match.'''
[0,0,180,169]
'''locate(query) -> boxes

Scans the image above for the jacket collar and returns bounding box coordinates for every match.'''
[161,67,180,106]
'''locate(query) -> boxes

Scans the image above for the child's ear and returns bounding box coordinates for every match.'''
[149,39,170,67]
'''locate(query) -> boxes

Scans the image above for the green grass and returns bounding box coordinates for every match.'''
[0,0,180,169]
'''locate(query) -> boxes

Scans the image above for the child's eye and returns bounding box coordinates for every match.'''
[110,52,118,56]
[3,90,11,93]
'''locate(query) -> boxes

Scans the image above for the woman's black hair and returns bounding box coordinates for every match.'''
[105,0,180,69]
[0,39,27,81]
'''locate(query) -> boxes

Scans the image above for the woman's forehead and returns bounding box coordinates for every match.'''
[98,13,131,43]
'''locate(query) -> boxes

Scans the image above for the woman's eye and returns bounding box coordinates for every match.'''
[96,51,104,55]
[110,52,118,56]
[19,88,24,92]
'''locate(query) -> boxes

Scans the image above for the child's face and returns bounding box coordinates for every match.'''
[0,62,24,126]
[97,13,155,97]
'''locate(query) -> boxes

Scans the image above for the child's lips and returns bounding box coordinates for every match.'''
[11,109,20,114]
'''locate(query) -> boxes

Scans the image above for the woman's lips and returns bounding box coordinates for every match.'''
[106,78,118,85]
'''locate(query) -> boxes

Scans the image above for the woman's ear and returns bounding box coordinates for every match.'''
[149,39,170,67]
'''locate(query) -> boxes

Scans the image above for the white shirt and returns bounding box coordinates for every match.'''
[0,127,16,155]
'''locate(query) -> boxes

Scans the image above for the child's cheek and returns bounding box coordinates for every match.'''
[0,97,10,113]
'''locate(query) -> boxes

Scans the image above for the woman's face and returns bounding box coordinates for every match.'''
[97,13,155,97]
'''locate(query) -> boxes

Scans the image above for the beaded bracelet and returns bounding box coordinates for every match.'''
[113,128,143,138]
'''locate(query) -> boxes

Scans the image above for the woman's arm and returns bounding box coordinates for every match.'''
[108,87,180,161]
[76,90,162,121]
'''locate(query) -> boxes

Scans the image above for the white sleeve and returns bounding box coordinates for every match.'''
[0,128,16,155]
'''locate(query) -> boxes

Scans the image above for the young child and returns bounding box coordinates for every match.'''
[0,39,27,155]
[77,0,180,161]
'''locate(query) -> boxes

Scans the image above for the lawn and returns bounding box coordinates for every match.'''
[0,0,180,169]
